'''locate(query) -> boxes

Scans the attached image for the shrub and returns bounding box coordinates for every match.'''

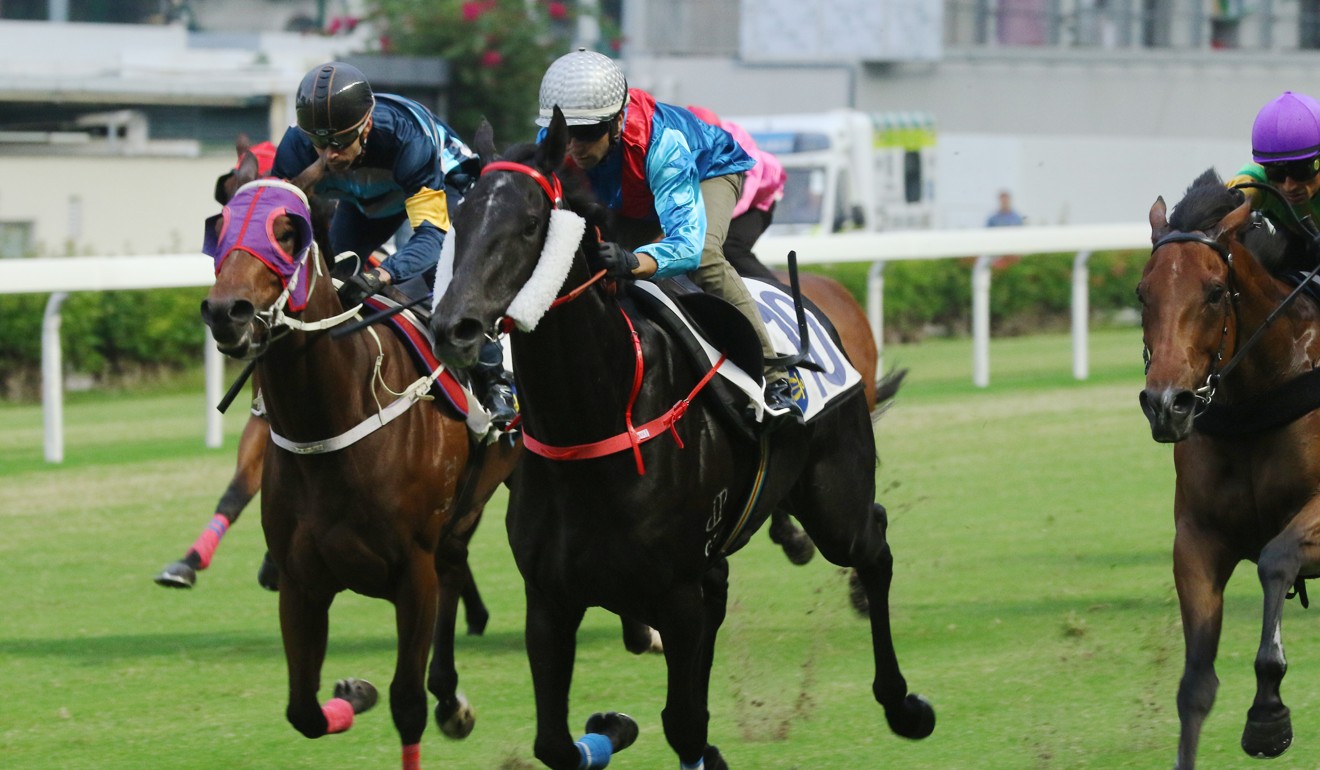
[370,0,579,143]
[0,287,207,400]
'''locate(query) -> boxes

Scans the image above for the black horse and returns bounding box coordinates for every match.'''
[429,109,933,769]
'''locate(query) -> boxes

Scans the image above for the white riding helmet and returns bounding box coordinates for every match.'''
[536,48,628,127]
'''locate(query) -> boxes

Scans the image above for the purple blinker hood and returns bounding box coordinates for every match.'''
[203,180,315,312]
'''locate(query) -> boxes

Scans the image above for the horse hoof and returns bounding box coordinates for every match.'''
[154,561,196,589]
[702,744,729,770]
[585,712,638,753]
[1242,710,1292,758]
[886,693,936,740]
[438,693,475,739]
[465,608,489,636]
[256,551,279,592]
[333,678,378,715]
[848,570,870,616]
[781,533,816,565]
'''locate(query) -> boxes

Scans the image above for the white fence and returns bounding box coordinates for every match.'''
[0,222,1152,463]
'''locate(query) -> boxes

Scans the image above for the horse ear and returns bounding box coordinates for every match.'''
[235,150,260,184]
[1149,196,1169,243]
[215,149,262,205]
[473,119,497,166]
[290,157,326,197]
[1212,199,1253,244]
[538,106,569,173]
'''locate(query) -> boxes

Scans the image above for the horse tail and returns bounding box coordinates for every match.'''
[871,366,908,425]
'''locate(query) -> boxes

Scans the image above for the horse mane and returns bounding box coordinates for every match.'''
[1168,168,1239,232]
[1170,167,1288,271]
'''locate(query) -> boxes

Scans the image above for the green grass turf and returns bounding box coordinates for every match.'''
[1,326,1314,768]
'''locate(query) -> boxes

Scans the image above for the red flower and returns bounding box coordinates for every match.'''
[462,1,489,22]
[547,1,568,20]
[481,50,503,68]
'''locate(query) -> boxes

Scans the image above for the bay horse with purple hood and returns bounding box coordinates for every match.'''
[201,178,519,769]
[429,109,933,769]
[1141,168,1320,768]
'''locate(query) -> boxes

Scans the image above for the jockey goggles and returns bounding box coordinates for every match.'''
[302,114,369,151]
[566,119,613,143]
[1262,156,1320,184]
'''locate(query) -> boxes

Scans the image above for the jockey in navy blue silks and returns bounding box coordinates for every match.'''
[535,48,803,423]
[273,61,515,427]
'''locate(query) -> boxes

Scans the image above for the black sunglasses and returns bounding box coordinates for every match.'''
[567,121,613,143]
[1262,157,1320,184]
[304,123,366,151]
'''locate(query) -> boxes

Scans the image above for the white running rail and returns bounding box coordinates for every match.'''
[0,223,1151,463]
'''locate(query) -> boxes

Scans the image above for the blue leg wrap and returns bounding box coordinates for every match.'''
[575,732,613,769]
[680,758,705,770]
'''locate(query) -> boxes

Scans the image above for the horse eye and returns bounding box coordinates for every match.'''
[1207,285,1226,305]
[523,217,541,239]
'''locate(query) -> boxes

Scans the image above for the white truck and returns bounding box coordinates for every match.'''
[730,109,937,236]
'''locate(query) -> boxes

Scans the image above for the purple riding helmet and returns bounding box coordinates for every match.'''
[1252,90,1320,163]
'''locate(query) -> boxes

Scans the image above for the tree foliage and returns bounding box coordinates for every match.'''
[369,0,578,144]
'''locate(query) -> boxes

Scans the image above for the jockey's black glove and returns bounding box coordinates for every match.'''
[592,242,640,279]
[338,270,386,307]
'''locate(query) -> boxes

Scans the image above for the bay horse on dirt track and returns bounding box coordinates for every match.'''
[1140,168,1320,769]
[201,178,519,769]
[429,108,933,769]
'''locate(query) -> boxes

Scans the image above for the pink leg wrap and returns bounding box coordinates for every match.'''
[321,697,355,734]
[189,513,230,569]
[401,743,421,770]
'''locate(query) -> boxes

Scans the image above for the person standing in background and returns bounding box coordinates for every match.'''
[987,190,1025,227]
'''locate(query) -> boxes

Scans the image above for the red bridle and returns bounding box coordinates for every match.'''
[480,160,564,209]
[479,160,607,334]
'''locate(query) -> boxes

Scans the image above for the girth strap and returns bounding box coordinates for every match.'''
[269,371,439,455]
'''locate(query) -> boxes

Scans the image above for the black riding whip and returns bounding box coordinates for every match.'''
[216,358,258,414]
[764,250,824,373]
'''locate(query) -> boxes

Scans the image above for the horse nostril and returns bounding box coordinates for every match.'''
[451,318,486,347]
[1171,390,1197,416]
[227,299,255,326]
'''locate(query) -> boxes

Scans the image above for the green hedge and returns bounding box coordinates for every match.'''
[0,287,207,399]
[0,251,1147,400]
[800,248,1146,341]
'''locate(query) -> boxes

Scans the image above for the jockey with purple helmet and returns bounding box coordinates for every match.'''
[1229,91,1320,269]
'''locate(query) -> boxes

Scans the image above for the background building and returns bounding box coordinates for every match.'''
[2,0,1317,255]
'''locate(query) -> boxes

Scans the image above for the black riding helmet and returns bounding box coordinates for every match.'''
[295,62,374,141]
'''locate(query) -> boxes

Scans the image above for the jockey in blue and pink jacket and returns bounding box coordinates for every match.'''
[535,48,801,422]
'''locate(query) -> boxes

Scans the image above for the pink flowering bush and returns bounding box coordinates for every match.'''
[371,0,576,144]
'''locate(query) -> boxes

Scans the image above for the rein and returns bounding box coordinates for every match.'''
[478,158,724,474]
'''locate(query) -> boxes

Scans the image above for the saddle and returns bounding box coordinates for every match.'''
[623,275,863,437]
[360,278,496,435]
[625,277,762,441]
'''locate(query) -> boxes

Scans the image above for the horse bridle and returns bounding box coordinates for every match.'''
[478,160,608,335]
[1148,231,1238,410]
[1150,224,1320,411]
